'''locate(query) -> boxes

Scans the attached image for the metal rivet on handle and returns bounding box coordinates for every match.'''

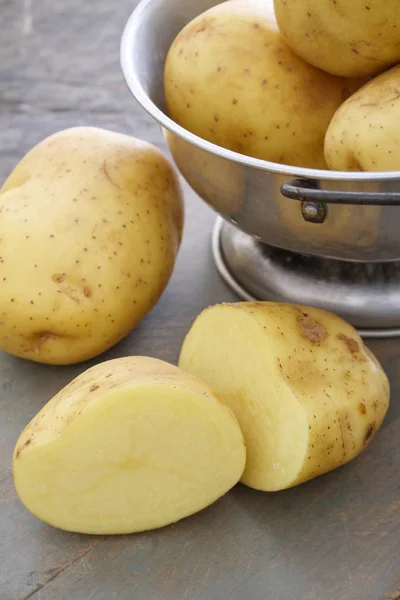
[301,201,327,224]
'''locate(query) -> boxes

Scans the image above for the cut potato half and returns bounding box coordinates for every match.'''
[179,302,389,491]
[13,357,246,534]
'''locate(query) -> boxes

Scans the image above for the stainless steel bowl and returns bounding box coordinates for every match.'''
[120,0,400,335]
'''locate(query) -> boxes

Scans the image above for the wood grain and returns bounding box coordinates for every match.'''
[0,0,399,598]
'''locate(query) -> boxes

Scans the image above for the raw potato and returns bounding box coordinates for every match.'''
[179,302,390,492]
[325,65,400,171]
[0,127,183,365]
[13,356,246,534]
[164,0,363,169]
[274,0,400,78]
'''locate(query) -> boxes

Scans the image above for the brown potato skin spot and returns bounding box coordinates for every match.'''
[337,333,360,354]
[298,315,326,344]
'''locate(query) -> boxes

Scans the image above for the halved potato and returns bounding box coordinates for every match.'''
[179,302,389,491]
[13,356,246,534]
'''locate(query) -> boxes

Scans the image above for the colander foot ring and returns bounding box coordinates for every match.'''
[212,217,400,339]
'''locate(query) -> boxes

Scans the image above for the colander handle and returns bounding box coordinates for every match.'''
[281,178,400,206]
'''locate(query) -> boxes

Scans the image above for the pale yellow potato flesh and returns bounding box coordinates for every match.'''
[13,357,246,534]
[325,65,400,171]
[179,302,390,491]
[0,127,183,365]
[274,0,400,78]
[164,0,363,169]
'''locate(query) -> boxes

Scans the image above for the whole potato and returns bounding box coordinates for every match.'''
[179,302,390,491]
[274,0,400,78]
[0,127,183,365]
[164,0,363,169]
[325,65,400,171]
[13,357,246,534]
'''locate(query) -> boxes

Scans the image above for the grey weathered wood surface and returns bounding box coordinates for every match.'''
[0,0,399,599]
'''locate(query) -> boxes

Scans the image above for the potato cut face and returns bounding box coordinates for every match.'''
[179,303,390,491]
[13,357,245,534]
[180,305,309,491]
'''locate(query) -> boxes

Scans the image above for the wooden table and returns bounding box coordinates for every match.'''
[1,1,399,598]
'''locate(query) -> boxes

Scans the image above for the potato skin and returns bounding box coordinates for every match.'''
[274,0,400,78]
[259,303,390,485]
[272,306,390,482]
[325,65,400,171]
[247,303,390,484]
[164,0,363,169]
[0,127,184,365]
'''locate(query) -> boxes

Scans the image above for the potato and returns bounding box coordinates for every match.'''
[325,65,400,171]
[274,0,400,78]
[179,302,390,491]
[13,356,246,534]
[0,127,183,365]
[164,0,363,169]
